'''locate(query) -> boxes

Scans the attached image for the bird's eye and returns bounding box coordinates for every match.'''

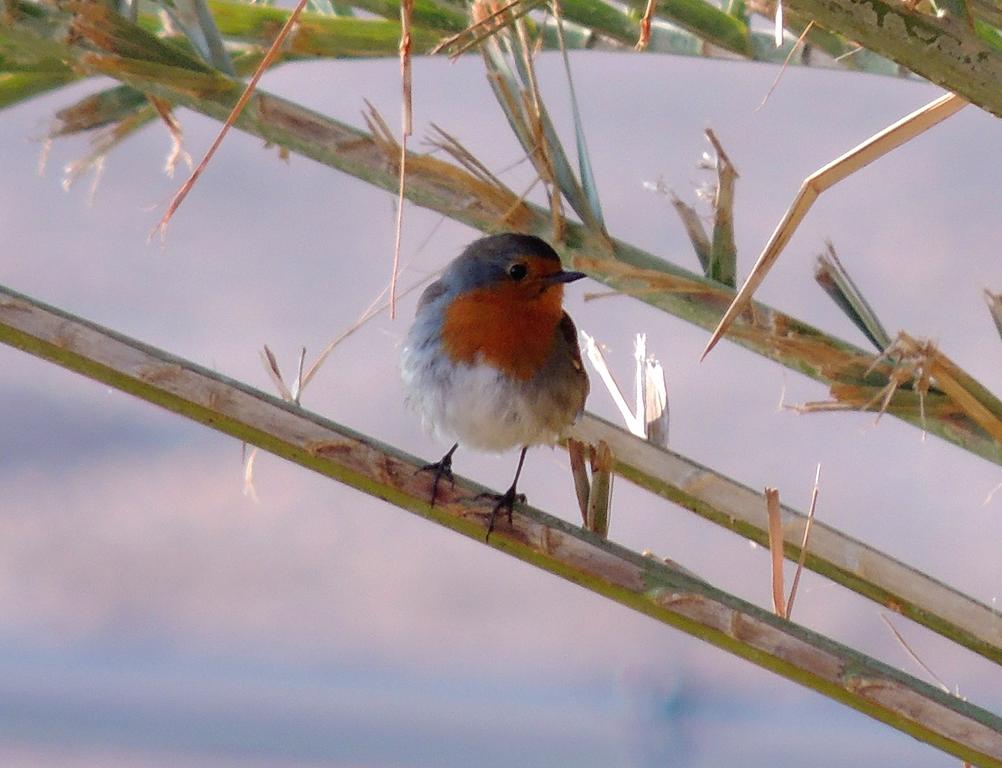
[508,263,528,281]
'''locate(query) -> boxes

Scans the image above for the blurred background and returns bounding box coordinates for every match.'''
[2,41,1002,766]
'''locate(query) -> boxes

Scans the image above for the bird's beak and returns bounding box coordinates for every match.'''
[544,269,587,285]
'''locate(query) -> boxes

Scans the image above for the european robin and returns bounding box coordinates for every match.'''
[400,233,590,539]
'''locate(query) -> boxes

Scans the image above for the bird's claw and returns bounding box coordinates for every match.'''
[417,445,457,507]
[477,486,526,542]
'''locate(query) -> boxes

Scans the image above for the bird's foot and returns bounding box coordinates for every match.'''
[477,484,526,542]
[416,444,458,507]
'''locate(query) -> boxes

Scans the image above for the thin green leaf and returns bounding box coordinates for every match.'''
[706,129,737,287]
[552,0,605,231]
[669,191,712,273]
[502,16,602,230]
[815,242,892,351]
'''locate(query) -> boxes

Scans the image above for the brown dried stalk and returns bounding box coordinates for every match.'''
[152,0,311,240]
[766,487,787,617]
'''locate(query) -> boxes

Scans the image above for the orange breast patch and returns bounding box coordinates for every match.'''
[441,282,564,381]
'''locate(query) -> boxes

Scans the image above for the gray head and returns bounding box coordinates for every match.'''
[442,233,583,294]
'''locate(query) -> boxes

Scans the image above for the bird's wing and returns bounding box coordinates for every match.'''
[416,279,448,314]
[558,311,590,407]
[559,312,586,375]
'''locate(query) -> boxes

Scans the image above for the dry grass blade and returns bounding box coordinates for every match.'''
[701,92,968,360]
[260,237,436,407]
[635,0,657,50]
[425,125,537,225]
[757,20,814,110]
[785,463,820,618]
[766,487,787,617]
[390,0,414,319]
[587,440,613,537]
[300,269,436,394]
[425,123,507,189]
[567,437,591,522]
[434,0,544,58]
[881,614,952,694]
[151,0,310,242]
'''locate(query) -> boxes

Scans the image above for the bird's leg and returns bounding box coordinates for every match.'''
[481,446,529,541]
[417,443,458,506]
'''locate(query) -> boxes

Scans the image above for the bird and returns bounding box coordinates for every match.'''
[400,232,590,539]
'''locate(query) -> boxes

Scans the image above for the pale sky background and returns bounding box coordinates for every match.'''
[2,38,1002,767]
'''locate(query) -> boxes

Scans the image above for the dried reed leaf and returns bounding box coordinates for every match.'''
[635,333,669,446]
[152,0,310,241]
[260,344,295,402]
[425,123,507,190]
[581,329,642,435]
[587,440,613,537]
[702,92,968,360]
[566,437,591,523]
[765,487,787,617]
